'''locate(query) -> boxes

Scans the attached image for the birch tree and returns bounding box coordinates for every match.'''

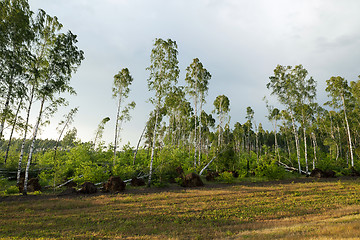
[292,67,316,174]
[18,9,60,185]
[22,11,84,195]
[213,95,230,150]
[112,68,135,166]
[200,110,215,156]
[4,98,24,164]
[267,65,314,174]
[93,117,110,149]
[264,97,281,162]
[233,122,244,155]
[0,0,33,139]
[325,76,354,167]
[146,38,179,186]
[246,106,258,162]
[185,58,211,168]
[53,107,78,162]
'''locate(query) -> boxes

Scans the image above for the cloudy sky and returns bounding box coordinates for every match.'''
[24,0,360,147]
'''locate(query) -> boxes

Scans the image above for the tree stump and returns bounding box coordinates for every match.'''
[79,182,97,194]
[103,176,125,193]
[131,177,145,187]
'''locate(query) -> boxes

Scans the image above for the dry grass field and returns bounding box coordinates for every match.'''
[1,178,360,239]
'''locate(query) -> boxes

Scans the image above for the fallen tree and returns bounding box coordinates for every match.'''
[277,161,309,175]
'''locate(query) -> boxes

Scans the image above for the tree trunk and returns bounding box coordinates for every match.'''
[286,135,291,164]
[113,94,123,166]
[341,94,354,167]
[52,112,75,189]
[53,114,73,164]
[23,96,45,195]
[290,111,301,174]
[303,126,308,174]
[0,82,13,138]
[255,122,259,165]
[198,98,203,166]
[328,112,339,162]
[193,95,198,169]
[311,132,317,170]
[133,124,146,165]
[274,120,281,162]
[4,99,22,164]
[148,108,159,187]
[17,86,34,185]
[199,150,224,176]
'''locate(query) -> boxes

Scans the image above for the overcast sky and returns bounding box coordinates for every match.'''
[22,0,360,147]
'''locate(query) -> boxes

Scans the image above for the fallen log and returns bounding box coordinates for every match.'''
[277,161,309,175]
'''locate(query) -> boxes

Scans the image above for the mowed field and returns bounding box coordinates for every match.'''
[1,178,360,239]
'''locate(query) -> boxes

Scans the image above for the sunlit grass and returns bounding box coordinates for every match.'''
[1,178,360,239]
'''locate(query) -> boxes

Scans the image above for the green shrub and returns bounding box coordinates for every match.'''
[74,162,110,184]
[152,179,169,188]
[38,171,53,187]
[216,171,235,183]
[0,178,7,189]
[113,164,137,180]
[5,185,19,195]
[255,159,286,180]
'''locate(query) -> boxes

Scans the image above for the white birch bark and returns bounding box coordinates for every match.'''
[193,92,198,169]
[198,97,203,166]
[303,126,308,174]
[148,108,159,187]
[341,94,354,167]
[0,82,13,138]
[17,86,34,185]
[311,132,317,169]
[113,94,123,166]
[23,96,45,195]
[273,120,281,162]
[290,111,301,174]
[133,124,146,165]
[4,99,22,164]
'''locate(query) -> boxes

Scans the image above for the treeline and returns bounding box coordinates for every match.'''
[1,1,360,194]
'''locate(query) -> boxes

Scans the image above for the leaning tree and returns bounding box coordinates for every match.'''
[0,0,34,139]
[146,38,179,187]
[112,68,135,166]
[22,10,84,195]
[185,58,211,168]
[325,76,354,168]
[213,95,230,150]
[267,64,316,174]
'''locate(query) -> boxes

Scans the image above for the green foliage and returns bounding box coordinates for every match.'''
[216,171,235,183]
[74,162,109,185]
[37,143,112,186]
[255,156,286,180]
[154,147,190,183]
[216,146,237,171]
[4,185,19,195]
[113,164,137,180]
[38,171,52,187]
[0,178,7,189]
[338,167,360,177]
